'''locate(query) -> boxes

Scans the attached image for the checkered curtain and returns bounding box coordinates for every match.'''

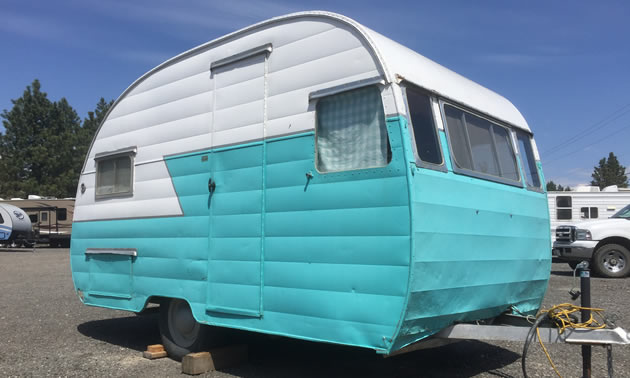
[316,86,389,172]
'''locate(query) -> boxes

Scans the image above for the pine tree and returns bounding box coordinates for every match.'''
[0,80,81,198]
[546,181,558,191]
[591,152,628,189]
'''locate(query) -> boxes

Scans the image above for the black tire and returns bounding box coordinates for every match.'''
[159,299,208,361]
[592,244,630,278]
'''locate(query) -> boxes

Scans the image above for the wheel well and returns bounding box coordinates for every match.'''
[595,237,630,253]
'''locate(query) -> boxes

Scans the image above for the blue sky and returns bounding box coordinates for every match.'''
[1,0,629,187]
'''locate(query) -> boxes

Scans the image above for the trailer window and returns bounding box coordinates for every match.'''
[443,104,520,183]
[41,212,48,222]
[57,208,67,221]
[29,214,38,223]
[516,131,542,189]
[404,87,442,166]
[556,196,571,208]
[315,86,391,173]
[556,196,572,220]
[581,207,598,219]
[96,155,133,197]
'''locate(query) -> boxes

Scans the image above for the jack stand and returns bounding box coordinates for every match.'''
[578,263,591,378]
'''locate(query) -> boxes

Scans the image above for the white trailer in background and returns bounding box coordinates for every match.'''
[548,185,630,240]
[0,203,33,247]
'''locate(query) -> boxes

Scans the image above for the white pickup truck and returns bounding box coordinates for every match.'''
[553,204,630,278]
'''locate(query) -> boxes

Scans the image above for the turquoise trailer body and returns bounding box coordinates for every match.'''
[70,12,551,354]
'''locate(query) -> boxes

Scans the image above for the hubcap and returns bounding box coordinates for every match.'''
[602,250,626,273]
[168,299,199,348]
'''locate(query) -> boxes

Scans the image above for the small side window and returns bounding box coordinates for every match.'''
[581,207,599,219]
[516,131,542,189]
[315,86,391,173]
[41,212,48,222]
[557,209,572,220]
[590,207,598,218]
[57,208,67,221]
[29,214,38,223]
[556,196,572,220]
[556,196,572,208]
[96,154,134,198]
[404,87,443,166]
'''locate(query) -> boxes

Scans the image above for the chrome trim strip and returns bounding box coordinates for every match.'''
[309,76,385,100]
[210,43,272,71]
[85,248,137,256]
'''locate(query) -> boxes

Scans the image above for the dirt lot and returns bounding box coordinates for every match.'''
[1,248,628,377]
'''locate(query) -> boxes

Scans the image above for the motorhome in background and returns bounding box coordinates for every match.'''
[70,11,550,359]
[548,185,630,240]
[0,197,75,247]
[0,203,33,247]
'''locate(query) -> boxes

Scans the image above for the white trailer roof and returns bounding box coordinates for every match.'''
[363,26,530,131]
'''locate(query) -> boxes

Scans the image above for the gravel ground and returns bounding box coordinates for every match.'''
[1,248,629,377]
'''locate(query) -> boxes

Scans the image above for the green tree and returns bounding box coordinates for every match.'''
[546,181,558,191]
[591,152,628,189]
[0,80,83,198]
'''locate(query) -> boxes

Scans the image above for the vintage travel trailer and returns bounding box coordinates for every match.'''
[548,185,630,240]
[70,12,551,358]
[0,198,75,247]
[0,203,33,247]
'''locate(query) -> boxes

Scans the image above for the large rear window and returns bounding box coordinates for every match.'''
[443,104,520,184]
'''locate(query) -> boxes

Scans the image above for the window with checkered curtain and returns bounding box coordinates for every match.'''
[315,86,391,172]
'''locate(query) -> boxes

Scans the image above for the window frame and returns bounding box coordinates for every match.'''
[401,84,446,172]
[514,130,543,193]
[94,147,136,199]
[439,100,522,187]
[580,206,599,219]
[556,195,572,220]
[56,208,67,221]
[313,84,392,174]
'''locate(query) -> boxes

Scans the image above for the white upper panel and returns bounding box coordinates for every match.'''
[88,11,529,171]
[85,12,384,172]
[77,11,531,222]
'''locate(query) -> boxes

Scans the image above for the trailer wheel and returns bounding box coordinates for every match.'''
[159,299,208,360]
[592,244,630,278]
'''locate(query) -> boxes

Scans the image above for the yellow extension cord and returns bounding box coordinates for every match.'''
[535,303,608,378]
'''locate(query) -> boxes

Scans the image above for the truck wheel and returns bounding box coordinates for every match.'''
[592,244,630,278]
[159,299,208,361]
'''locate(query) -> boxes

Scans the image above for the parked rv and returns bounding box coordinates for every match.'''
[70,11,550,359]
[0,198,75,247]
[548,185,630,241]
[0,204,34,247]
[553,204,630,278]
